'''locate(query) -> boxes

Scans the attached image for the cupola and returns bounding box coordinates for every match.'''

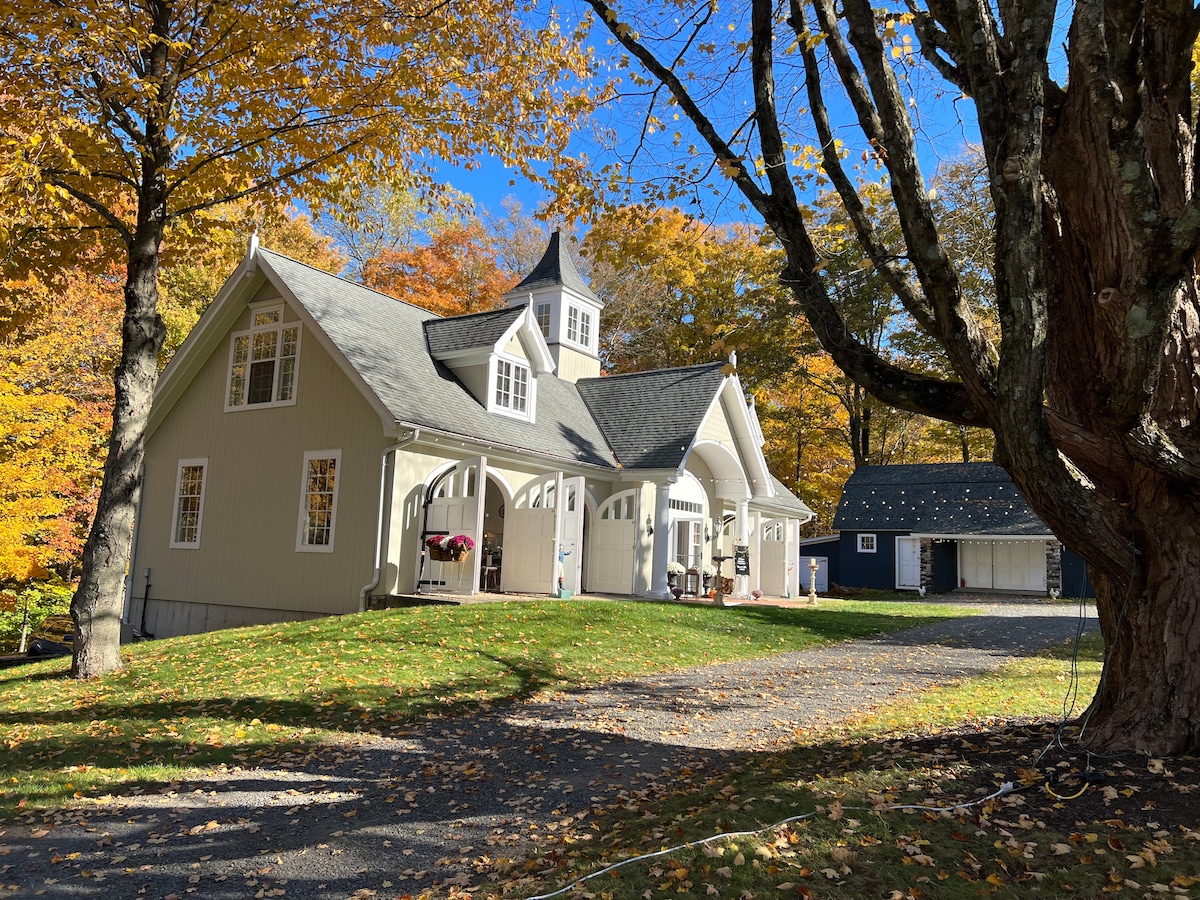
[503,230,603,383]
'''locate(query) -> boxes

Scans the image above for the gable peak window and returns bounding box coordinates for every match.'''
[227,305,300,410]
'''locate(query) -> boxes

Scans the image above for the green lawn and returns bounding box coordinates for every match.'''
[0,598,966,815]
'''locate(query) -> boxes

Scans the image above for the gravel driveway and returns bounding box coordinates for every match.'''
[0,598,1096,900]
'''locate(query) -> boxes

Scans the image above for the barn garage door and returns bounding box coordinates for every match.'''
[959,540,1046,592]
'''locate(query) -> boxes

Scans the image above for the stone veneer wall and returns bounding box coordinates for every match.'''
[920,538,934,590]
[1046,540,1062,593]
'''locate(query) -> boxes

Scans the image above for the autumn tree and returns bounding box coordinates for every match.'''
[588,0,1200,753]
[0,207,342,592]
[361,221,515,315]
[0,1,592,676]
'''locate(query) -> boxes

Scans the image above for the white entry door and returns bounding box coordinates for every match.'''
[896,537,921,589]
[759,520,788,597]
[589,490,636,595]
[502,476,559,595]
[422,457,485,594]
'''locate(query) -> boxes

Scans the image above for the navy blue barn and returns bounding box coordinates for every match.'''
[826,463,1095,597]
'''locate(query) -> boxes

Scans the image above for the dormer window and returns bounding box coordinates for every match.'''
[226,305,300,410]
[494,358,530,416]
[566,305,591,349]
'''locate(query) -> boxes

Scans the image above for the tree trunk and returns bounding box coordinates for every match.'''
[70,229,165,678]
[1077,480,1200,755]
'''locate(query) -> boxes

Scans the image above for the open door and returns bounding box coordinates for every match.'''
[502,475,560,595]
[421,457,485,594]
[557,476,585,595]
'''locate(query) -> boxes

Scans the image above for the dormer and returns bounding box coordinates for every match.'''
[503,230,603,383]
[424,305,555,423]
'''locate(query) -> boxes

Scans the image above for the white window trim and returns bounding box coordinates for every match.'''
[857,533,877,553]
[488,354,536,422]
[565,304,593,353]
[297,450,341,553]
[224,303,302,412]
[170,457,208,549]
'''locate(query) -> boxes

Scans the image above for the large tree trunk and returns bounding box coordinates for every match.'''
[70,227,165,678]
[1076,477,1200,754]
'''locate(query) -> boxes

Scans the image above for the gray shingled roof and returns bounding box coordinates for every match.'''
[833,463,1050,535]
[424,307,524,355]
[510,230,601,305]
[576,364,725,469]
[259,250,616,468]
[765,475,816,519]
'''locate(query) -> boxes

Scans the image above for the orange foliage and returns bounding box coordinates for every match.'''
[0,265,121,579]
[361,223,516,316]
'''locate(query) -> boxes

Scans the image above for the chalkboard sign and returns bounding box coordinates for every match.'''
[733,544,750,576]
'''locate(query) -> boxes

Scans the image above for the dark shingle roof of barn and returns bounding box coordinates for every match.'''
[423,307,524,355]
[576,363,726,469]
[510,230,601,305]
[833,463,1051,535]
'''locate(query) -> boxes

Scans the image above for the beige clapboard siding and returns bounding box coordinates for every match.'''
[697,398,735,446]
[137,302,387,630]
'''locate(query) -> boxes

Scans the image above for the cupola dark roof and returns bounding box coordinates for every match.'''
[511,230,601,305]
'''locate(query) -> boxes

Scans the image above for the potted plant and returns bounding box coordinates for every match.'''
[702,562,716,593]
[666,560,685,587]
[425,534,475,562]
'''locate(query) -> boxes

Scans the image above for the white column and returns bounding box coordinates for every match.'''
[734,499,750,599]
[648,481,674,598]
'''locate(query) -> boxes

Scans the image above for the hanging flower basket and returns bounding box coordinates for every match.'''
[425,534,474,562]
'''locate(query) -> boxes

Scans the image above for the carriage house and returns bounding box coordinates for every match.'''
[128,233,814,638]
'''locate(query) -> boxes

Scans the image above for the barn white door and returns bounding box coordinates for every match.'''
[896,537,922,589]
[993,541,1047,592]
[960,541,993,589]
[502,476,559,595]
[589,490,637,595]
[422,458,484,594]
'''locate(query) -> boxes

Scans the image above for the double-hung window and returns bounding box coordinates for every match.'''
[298,451,340,551]
[227,306,300,410]
[494,359,530,417]
[566,305,591,349]
[170,458,207,548]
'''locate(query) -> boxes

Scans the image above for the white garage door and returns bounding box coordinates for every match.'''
[959,540,1046,592]
[993,540,1047,592]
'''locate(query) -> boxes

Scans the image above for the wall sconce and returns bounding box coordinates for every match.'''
[645,514,654,536]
